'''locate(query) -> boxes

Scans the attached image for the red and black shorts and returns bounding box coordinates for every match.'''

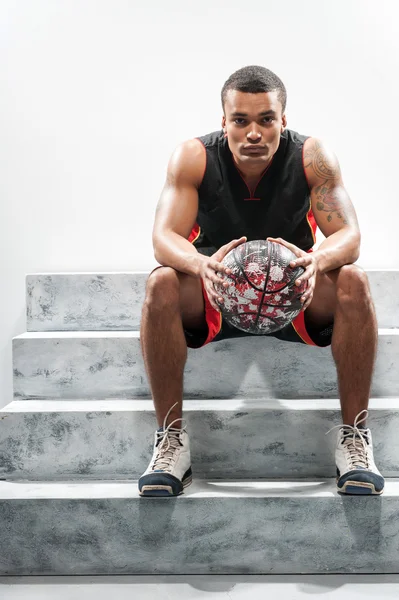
[184,278,333,349]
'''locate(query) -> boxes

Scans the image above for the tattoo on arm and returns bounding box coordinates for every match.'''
[305,140,348,225]
[304,139,341,180]
[314,184,348,225]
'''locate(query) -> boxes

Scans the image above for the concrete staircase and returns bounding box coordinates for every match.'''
[1,270,399,575]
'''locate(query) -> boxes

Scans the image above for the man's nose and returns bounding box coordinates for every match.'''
[247,126,262,141]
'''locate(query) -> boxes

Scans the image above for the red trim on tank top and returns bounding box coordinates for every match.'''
[302,140,312,192]
[232,155,274,201]
[307,206,317,244]
[302,140,317,244]
[188,223,201,244]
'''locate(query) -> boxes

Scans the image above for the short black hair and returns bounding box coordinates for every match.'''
[221,65,287,114]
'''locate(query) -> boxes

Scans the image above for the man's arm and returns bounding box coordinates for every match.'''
[304,137,361,273]
[152,139,247,309]
[268,138,361,309]
[152,139,205,277]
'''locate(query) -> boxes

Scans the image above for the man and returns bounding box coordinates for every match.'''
[138,65,384,497]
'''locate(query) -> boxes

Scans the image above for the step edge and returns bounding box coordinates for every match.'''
[0,478,398,499]
[25,269,399,276]
[2,398,399,412]
[12,328,399,341]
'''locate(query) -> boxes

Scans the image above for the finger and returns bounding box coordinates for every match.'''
[302,295,313,311]
[213,300,222,311]
[267,237,293,250]
[300,280,315,306]
[210,299,221,312]
[205,285,223,311]
[268,237,304,260]
[209,270,229,287]
[290,256,313,268]
[210,261,232,277]
[301,286,314,304]
[222,237,247,259]
[226,235,247,248]
[295,265,314,286]
[211,277,230,300]
[267,236,288,246]
[212,292,224,310]
[216,237,247,261]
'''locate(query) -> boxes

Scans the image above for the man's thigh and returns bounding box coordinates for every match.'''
[177,271,207,331]
[305,268,339,329]
[148,266,206,331]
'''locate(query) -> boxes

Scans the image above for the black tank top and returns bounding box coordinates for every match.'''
[188,128,316,255]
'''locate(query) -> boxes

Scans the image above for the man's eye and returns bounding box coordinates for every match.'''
[233,118,274,125]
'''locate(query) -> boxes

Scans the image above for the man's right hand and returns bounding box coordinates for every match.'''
[197,236,247,311]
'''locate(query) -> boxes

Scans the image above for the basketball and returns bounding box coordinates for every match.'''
[213,239,308,334]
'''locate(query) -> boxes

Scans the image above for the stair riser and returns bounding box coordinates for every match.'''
[13,334,399,399]
[26,272,399,331]
[0,495,397,575]
[0,407,398,480]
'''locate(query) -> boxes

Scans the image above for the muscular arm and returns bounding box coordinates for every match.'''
[304,137,361,273]
[152,139,206,277]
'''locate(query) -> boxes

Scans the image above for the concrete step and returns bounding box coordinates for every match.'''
[26,270,399,331]
[12,329,399,400]
[0,399,397,481]
[1,478,399,576]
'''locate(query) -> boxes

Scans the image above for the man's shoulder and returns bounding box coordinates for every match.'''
[168,138,207,188]
[282,128,311,146]
[174,131,221,157]
[172,131,223,180]
[195,129,224,149]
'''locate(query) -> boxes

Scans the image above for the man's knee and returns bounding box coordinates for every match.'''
[336,264,372,307]
[336,264,369,291]
[144,266,180,310]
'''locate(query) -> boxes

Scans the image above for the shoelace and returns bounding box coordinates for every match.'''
[152,402,187,472]
[325,409,370,469]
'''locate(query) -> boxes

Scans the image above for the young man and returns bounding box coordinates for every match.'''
[139,65,384,497]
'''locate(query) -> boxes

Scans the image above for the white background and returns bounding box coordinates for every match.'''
[1,0,398,407]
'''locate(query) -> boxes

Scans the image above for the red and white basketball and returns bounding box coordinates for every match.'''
[213,239,308,334]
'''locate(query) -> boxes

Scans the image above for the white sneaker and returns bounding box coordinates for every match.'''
[138,402,192,497]
[326,409,385,495]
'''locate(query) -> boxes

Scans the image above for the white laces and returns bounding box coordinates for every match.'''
[152,402,187,472]
[325,409,370,469]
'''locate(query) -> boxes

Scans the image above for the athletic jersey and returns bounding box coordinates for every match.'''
[188,128,317,255]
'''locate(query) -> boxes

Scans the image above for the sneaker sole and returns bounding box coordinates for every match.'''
[139,474,193,497]
[337,479,384,495]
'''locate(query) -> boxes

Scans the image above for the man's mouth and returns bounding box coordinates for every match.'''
[242,146,266,154]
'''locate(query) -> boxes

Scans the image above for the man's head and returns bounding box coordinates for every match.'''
[221,66,287,171]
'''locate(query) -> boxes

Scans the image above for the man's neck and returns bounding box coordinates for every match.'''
[232,154,273,183]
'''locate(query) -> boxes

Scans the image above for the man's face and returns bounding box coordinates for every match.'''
[222,90,287,169]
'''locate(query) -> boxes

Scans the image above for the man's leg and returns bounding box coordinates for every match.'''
[308,264,383,494]
[138,266,207,496]
[306,264,378,426]
[140,266,207,427]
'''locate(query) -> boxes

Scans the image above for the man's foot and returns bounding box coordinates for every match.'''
[138,402,192,497]
[326,409,385,495]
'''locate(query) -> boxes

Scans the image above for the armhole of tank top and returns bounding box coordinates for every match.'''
[302,137,317,246]
[195,137,208,190]
[301,136,312,192]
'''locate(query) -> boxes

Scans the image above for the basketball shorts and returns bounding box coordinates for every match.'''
[184,278,333,349]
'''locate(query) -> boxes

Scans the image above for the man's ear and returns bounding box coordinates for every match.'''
[281,114,287,132]
[221,115,226,130]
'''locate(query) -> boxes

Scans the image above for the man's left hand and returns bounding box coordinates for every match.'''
[267,237,319,311]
